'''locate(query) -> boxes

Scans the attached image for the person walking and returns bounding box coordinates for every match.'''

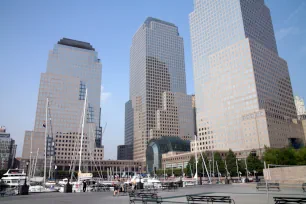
[83,180,87,192]
[113,183,119,196]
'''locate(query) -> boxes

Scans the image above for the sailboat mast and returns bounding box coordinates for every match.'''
[78,89,87,179]
[33,148,39,178]
[49,156,53,179]
[44,98,48,185]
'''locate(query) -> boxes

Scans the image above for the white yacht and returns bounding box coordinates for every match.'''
[1,169,27,187]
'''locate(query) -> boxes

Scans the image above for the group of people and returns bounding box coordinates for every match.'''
[113,179,125,196]
[112,179,139,196]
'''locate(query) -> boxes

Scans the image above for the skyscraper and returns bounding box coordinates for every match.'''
[22,38,104,171]
[0,126,17,170]
[190,0,302,153]
[128,17,195,161]
[294,95,306,118]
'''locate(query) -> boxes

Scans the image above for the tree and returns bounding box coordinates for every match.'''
[263,147,297,165]
[246,152,264,175]
[225,149,237,176]
[197,152,209,177]
[296,148,306,165]
[186,156,196,177]
[214,152,225,176]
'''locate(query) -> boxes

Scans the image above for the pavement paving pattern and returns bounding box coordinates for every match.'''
[1,184,305,204]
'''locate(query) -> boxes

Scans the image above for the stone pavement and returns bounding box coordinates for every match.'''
[1,183,305,204]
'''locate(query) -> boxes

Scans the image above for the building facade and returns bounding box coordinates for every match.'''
[189,0,301,154]
[22,38,104,172]
[0,127,17,170]
[128,17,195,161]
[294,95,306,119]
[146,136,190,174]
[117,145,133,160]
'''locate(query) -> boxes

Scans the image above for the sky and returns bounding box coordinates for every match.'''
[0,0,305,160]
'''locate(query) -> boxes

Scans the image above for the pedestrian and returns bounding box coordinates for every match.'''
[83,180,87,192]
[113,183,119,196]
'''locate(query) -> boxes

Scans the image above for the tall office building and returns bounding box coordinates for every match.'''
[128,17,195,161]
[0,126,17,170]
[22,38,104,171]
[190,0,302,153]
[294,95,306,118]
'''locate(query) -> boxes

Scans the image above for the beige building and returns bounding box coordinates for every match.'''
[21,38,104,173]
[129,18,195,162]
[189,0,302,154]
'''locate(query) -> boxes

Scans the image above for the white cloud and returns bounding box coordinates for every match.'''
[101,85,111,102]
[276,27,301,41]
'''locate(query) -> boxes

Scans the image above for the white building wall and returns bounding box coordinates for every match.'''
[189,0,299,153]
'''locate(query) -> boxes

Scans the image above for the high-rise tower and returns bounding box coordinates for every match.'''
[127,17,195,161]
[190,0,302,153]
[22,38,104,171]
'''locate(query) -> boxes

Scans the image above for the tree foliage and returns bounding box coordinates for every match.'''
[263,147,306,165]
[246,152,264,175]
[186,156,196,177]
[198,152,209,176]
[225,149,237,176]
[214,152,225,175]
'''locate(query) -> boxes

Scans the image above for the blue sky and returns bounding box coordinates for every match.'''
[0,0,305,159]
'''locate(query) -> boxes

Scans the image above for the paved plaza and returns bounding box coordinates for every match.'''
[1,184,305,204]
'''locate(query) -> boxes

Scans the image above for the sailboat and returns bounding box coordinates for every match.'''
[29,98,58,193]
[70,89,94,192]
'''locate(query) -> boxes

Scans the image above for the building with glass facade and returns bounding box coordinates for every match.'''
[146,136,190,174]
[117,144,133,160]
[21,38,104,171]
[0,127,17,170]
[189,0,302,154]
[128,17,195,162]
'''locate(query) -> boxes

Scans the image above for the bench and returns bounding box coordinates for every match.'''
[302,183,306,192]
[274,197,306,204]
[129,192,162,204]
[186,195,235,203]
[161,182,177,191]
[256,182,280,191]
[140,187,158,194]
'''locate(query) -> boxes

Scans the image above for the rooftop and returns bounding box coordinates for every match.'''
[144,17,176,28]
[57,38,95,51]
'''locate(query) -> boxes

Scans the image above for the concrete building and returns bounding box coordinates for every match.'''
[189,0,302,154]
[294,95,306,119]
[128,17,195,162]
[117,145,133,160]
[21,38,104,171]
[0,126,17,170]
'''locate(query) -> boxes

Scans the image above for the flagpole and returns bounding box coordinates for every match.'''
[44,98,48,185]
[194,133,198,185]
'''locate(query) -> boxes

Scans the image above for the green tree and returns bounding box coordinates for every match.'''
[225,149,237,176]
[296,148,306,165]
[246,152,264,175]
[214,152,225,175]
[197,152,209,177]
[186,156,196,177]
[263,147,297,165]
